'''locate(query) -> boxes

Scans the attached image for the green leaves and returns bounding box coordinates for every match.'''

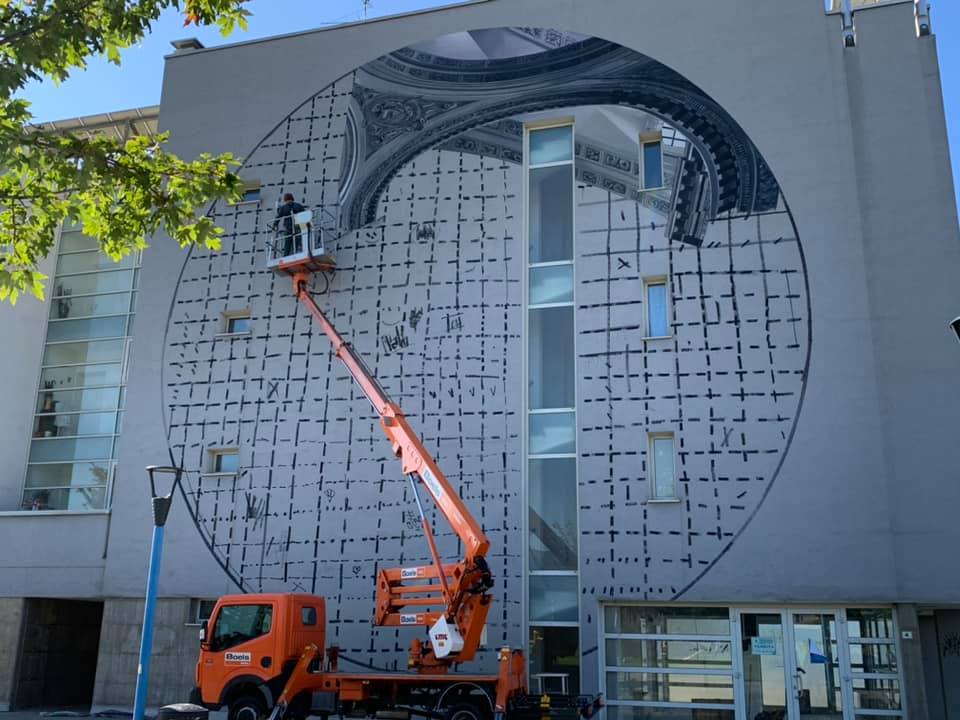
[0,0,250,303]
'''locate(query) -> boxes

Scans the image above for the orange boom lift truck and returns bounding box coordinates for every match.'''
[192,220,602,720]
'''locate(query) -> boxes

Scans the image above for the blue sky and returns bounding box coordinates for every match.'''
[19,1,960,213]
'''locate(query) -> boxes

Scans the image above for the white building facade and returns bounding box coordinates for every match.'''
[1,2,960,719]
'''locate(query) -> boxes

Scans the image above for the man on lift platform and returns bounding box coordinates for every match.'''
[274,193,307,255]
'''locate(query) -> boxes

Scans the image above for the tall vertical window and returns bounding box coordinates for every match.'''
[22,226,140,511]
[526,121,580,694]
[649,433,677,501]
[640,131,664,191]
[644,277,670,338]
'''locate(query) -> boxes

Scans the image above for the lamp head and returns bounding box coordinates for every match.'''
[951,316,960,344]
[145,465,184,527]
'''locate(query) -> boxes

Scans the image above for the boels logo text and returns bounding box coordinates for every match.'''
[224,651,252,665]
[435,633,448,648]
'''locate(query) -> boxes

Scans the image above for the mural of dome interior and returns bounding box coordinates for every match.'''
[339,27,782,245]
[162,27,808,667]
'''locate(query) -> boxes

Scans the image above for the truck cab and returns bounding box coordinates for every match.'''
[194,593,326,720]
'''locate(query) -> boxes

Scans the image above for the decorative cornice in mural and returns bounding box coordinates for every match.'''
[341,43,779,239]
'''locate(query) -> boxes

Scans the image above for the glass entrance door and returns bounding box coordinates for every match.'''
[735,610,847,720]
[789,613,843,720]
[739,612,789,720]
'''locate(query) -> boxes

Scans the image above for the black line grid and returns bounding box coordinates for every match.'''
[575,184,809,602]
[163,72,524,668]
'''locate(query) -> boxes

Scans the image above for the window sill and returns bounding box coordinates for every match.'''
[642,335,672,341]
[646,497,681,505]
[201,472,238,479]
[0,509,111,517]
[214,331,251,339]
[229,200,260,207]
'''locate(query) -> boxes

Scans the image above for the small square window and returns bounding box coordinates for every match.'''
[640,132,664,191]
[221,310,251,335]
[648,433,677,501]
[644,278,669,338]
[211,449,239,474]
[234,181,261,204]
[302,606,318,626]
[190,598,217,624]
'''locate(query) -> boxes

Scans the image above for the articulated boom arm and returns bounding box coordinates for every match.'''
[294,273,493,669]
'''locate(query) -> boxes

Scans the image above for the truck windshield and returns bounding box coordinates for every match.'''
[210,604,273,651]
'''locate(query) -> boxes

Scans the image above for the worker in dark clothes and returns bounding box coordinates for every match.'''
[274,193,306,255]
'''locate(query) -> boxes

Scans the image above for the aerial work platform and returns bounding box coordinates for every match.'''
[265,206,336,273]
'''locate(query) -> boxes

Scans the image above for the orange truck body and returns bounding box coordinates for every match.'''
[193,592,529,720]
[195,593,327,709]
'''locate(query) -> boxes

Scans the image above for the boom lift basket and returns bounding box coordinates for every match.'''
[265,206,337,272]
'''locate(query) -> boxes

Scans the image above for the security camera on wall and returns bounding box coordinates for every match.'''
[951,316,960,343]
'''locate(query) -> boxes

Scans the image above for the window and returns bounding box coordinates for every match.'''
[530,625,580,695]
[529,575,579,623]
[528,124,574,263]
[21,226,138,511]
[528,306,575,409]
[235,181,261,204]
[644,278,669,338]
[528,458,578,571]
[648,433,677,501]
[222,309,251,335]
[603,605,735,720]
[301,606,318,626]
[189,598,217,625]
[640,132,664,191]
[211,449,239,474]
[210,603,273,651]
[526,121,581,695]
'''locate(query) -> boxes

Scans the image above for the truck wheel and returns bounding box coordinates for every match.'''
[445,704,486,720]
[228,694,267,720]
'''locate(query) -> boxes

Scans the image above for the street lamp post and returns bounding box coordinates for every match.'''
[133,465,184,720]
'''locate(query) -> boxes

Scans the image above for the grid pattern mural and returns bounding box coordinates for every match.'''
[164,131,525,665]
[575,188,809,601]
[159,30,811,674]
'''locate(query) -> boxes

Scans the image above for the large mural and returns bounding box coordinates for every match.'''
[161,27,809,668]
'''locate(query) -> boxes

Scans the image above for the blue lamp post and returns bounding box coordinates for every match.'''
[133,465,184,720]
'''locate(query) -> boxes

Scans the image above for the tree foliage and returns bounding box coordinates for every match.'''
[0,0,252,303]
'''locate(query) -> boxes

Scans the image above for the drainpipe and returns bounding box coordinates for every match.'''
[915,0,932,36]
[841,0,856,48]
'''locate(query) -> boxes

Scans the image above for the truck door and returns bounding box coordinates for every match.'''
[200,601,279,704]
[289,598,326,663]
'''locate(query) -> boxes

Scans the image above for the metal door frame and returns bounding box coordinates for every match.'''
[732,607,852,720]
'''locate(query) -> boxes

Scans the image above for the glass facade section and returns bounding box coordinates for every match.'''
[529,575,579,623]
[529,625,580,695]
[526,122,580,692]
[22,226,139,511]
[528,306,575,409]
[529,126,573,165]
[528,458,578,571]
[529,265,573,306]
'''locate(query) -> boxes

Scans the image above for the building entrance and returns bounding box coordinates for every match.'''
[12,599,104,710]
[601,604,904,720]
[736,610,843,720]
[733,608,902,720]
